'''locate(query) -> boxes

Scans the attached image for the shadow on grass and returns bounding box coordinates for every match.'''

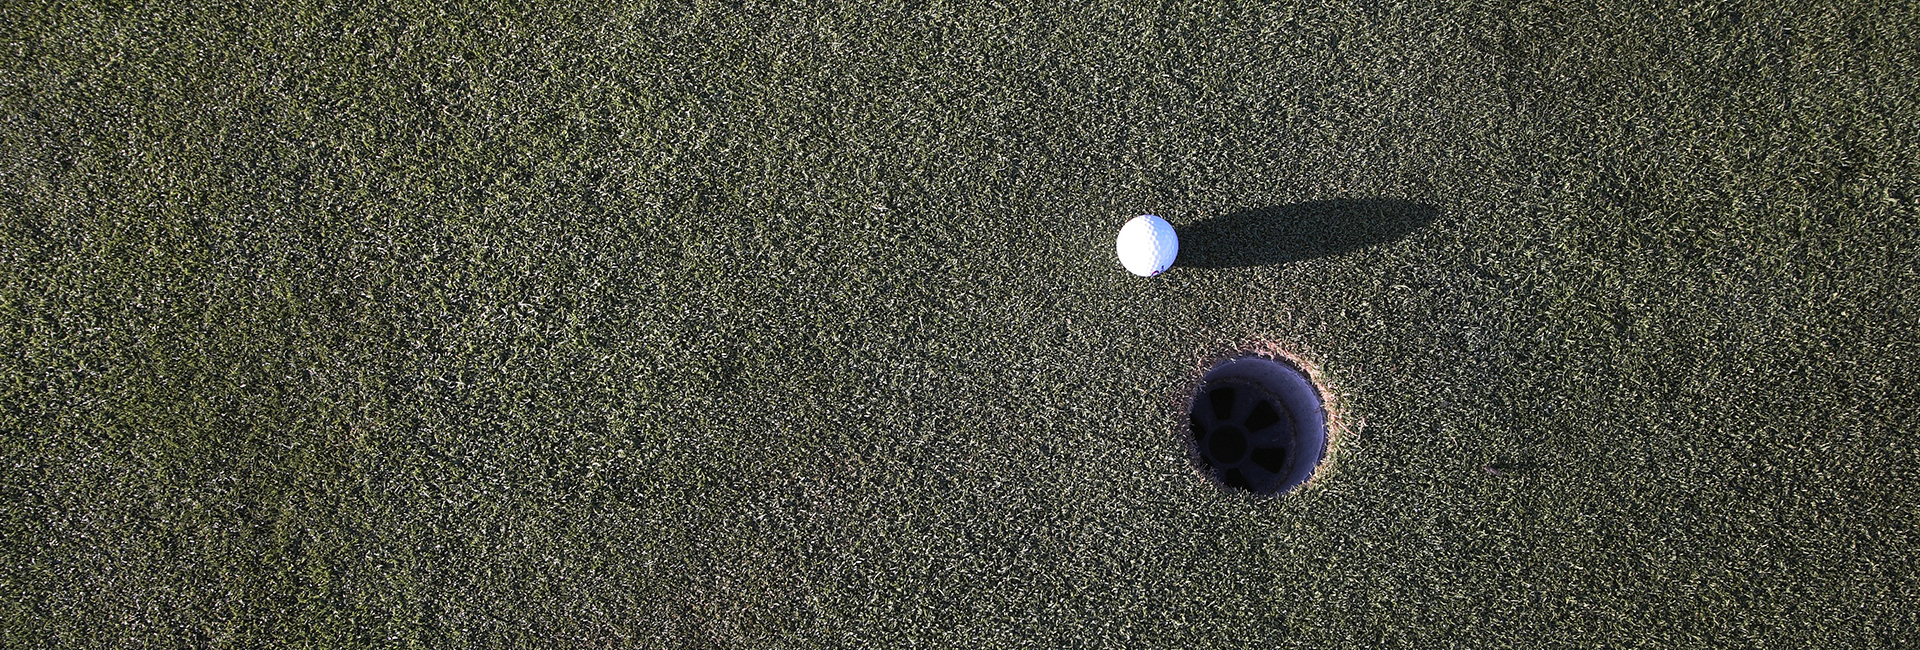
[1177,199,1440,269]
[1482,460,1544,476]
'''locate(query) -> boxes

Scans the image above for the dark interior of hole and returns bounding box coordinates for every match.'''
[1207,387,1237,421]
[1251,446,1288,473]
[1221,467,1251,490]
[1191,369,1320,494]
[1209,426,1247,464]
[1244,399,1280,433]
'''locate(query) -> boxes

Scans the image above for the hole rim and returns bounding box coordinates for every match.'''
[1186,355,1328,496]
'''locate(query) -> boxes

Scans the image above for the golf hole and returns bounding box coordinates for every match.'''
[1189,355,1328,495]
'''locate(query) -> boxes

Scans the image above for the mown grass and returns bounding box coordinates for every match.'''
[3,1,1917,647]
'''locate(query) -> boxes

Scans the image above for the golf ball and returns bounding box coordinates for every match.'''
[1116,214,1179,277]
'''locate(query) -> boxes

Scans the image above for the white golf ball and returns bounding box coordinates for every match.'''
[1116,214,1179,277]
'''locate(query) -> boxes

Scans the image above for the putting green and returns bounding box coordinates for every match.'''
[4,1,1916,647]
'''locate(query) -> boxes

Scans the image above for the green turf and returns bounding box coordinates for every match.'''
[4,1,1917,647]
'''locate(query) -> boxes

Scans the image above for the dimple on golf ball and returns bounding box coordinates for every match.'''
[1116,214,1179,277]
